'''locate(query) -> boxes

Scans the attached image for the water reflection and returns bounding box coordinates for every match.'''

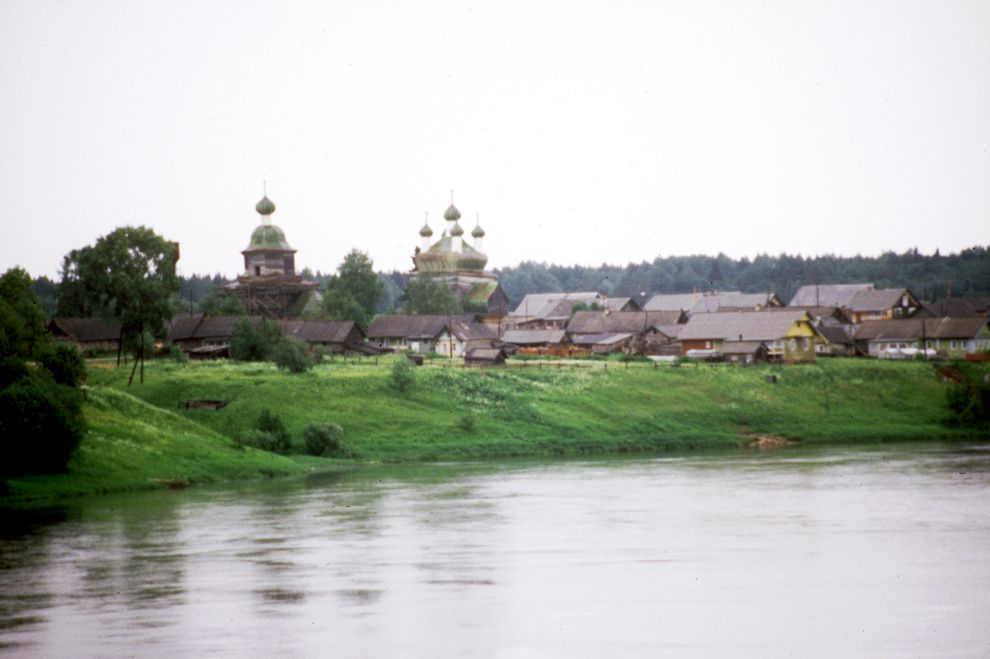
[2,442,989,657]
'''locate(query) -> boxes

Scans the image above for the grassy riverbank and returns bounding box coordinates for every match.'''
[4,356,983,503]
[1,386,309,503]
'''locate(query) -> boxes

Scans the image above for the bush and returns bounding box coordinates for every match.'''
[459,411,477,433]
[39,343,87,387]
[230,318,282,361]
[166,344,189,364]
[0,375,85,476]
[242,429,290,454]
[253,408,291,453]
[303,422,345,457]
[272,336,314,373]
[944,363,990,426]
[391,357,415,393]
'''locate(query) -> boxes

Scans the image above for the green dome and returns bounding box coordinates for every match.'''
[255,195,276,216]
[450,221,464,237]
[247,224,292,250]
[419,222,433,237]
[443,203,461,222]
[471,224,485,238]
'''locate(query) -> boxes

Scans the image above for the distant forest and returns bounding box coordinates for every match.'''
[31,246,990,316]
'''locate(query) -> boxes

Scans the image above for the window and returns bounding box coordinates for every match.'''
[802,338,810,350]
[950,340,957,349]
[788,338,797,351]
[705,340,712,349]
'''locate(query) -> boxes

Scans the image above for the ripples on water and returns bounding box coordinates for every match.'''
[2,443,989,657]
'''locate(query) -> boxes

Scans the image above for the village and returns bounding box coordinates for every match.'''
[43,192,990,368]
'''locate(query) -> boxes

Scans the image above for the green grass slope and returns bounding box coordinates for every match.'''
[2,385,306,502]
[83,357,985,464]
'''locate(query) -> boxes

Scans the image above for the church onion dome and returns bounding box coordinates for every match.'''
[471,223,485,238]
[419,222,433,237]
[443,203,461,222]
[255,195,276,216]
[450,221,464,237]
[247,224,292,250]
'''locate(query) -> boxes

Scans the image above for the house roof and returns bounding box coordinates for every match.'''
[48,317,122,342]
[653,324,684,339]
[366,314,480,340]
[926,297,990,317]
[501,329,567,345]
[570,332,633,346]
[645,291,779,314]
[722,340,767,355]
[788,306,854,324]
[846,288,912,312]
[509,292,602,320]
[678,310,812,342]
[604,296,642,312]
[788,283,874,307]
[816,324,854,345]
[280,319,363,343]
[567,310,686,335]
[449,320,497,341]
[465,347,507,361]
[854,317,989,342]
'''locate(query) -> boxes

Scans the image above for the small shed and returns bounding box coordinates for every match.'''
[722,340,769,364]
[465,347,508,367]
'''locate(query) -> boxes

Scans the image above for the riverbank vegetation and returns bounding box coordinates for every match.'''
[5,356,986,503]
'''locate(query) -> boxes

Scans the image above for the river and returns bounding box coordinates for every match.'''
[2,443,989,657]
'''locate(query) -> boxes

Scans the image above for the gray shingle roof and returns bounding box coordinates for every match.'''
[48,317,122,342]
[509,292,602,320]
[678,310,812,342]
[854,317,988,342]
[846,288,911,312]
[367,314,478,340]
[645,291,778,314]
[788,284,875,307]
[570,332,634,346]
[501,329,567,345]
[567,310,686,334]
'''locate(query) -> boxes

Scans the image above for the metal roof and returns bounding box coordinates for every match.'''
[788,283,873,307]
[678,310,812,342]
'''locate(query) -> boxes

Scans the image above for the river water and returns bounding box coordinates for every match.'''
[2,443,989,657]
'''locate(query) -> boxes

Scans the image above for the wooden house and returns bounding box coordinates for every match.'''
[645,291,782,316]
[722,340,769,364]
[854,317,990,359]
[508,292,603,329]
[677,310,821,362]
[366,314,495,356]
[465,347,508,367]
[925,297,990,318]
[47,318,122,354]
[566,310,687,355]
[169,315,370,356]
[570,332,636,354]
[500,329,571,356]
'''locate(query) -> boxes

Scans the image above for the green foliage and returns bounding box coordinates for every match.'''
[496,247,990,308]
[570,302,603,314]
[323,250,384,328]
[56,227,179,356]
[303,422,345,457]
[200,291,247,316]
[943,364,990,426]
[459,411,477,433]
[0,374,85,477]
[403,275,460,314]
[39,343,87,387]
[391,357,416,393]
[272,336,314,373]
[252,409,291,454]
[1,267,49,359]
[229,318,282,361]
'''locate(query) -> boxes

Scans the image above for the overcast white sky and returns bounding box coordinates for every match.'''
[1,0,988,279]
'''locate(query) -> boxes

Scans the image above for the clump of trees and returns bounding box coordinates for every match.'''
[403,275,460,314]
[228,318,314,373]
[1,267,86,477]
[57,226,179,385]
[322,250,384,329]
